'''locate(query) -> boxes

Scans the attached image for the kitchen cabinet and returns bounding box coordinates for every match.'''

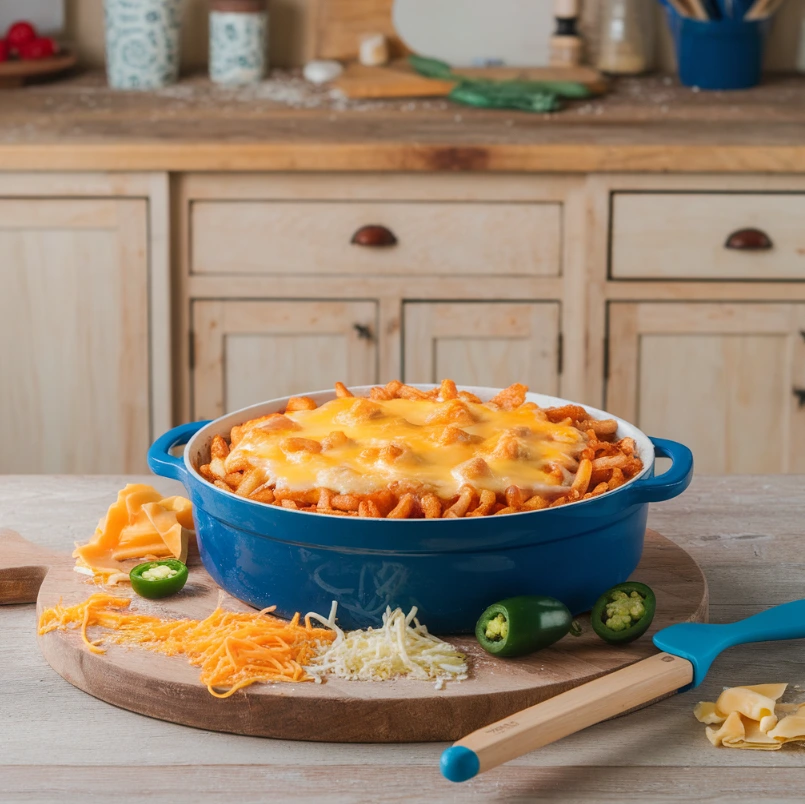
[10,166,805,477]
[606,302,805,474]
[0,197,151,473]
[611,193,805,281]
[191,299,379,419]
[403,301,562,393]
[191,200,561,278]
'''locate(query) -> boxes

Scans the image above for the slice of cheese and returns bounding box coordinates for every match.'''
[768,713,805,742]
[706,711,781,751]
[694,701,726,725]
[73,484,195,578]
[714,685,786,731]
[696,684,804,751]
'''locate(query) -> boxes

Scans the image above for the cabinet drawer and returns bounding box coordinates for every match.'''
[192,201,561,277]
[611,193,805,280]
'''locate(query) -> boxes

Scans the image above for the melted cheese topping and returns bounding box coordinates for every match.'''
[226,397,587,497]
[304,602,468,688]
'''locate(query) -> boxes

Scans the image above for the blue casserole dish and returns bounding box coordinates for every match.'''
[148,386,693,633]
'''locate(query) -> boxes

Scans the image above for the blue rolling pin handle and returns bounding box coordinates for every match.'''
[147,420,211,483]
[441,746,481,783]
[627,437,694,505]
[654,599,805,689]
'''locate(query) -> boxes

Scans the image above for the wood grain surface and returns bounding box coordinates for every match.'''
[1,72,805,171]
[0,526,706,743]
[2,474,805,803]
[309,0,406,62]
[332,62,608,100]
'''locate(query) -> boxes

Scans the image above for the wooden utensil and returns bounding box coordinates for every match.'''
[745,0,788,19]
[441,599,805,782]
[0,528,706,743]
[686,0,712,18]
[333,60,608,99]
[665,0,695,17]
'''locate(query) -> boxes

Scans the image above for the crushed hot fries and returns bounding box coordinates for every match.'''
[197,381,643,519]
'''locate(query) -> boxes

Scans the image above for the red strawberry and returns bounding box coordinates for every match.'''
[19,37,57,61]
[0,40,8,63]
[6,21,37,54]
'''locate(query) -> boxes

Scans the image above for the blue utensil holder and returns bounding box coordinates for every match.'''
[661,4,769,90]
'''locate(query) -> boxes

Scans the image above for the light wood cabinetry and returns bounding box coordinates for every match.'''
[0,173,170,475]
[191,300,378,419]
[0,198,150,473]
[403,302,561,392]
[178,174,583,424]
[606,301,805,474]
[611,193,805,281]
[192,200,561,278]
[11,170,805,476]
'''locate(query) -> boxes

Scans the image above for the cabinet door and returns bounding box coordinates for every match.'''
[403,302,561,394]
[0,199,150,473]
[607,302,805,474]
[192,300,378,419]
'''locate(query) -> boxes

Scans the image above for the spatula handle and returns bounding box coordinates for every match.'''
[441,652,693,783]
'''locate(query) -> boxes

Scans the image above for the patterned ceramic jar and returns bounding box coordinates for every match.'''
[104,0,182,90]
[209,0,268,86]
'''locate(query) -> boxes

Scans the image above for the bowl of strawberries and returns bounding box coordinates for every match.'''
[0,20,76,88]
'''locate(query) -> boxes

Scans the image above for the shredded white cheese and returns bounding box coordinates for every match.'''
[305,602,468,689]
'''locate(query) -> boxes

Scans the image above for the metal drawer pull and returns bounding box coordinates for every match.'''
[794,388,805,409]
[724,228,773,251]
[353,323,373,341]
[351,224,398,247]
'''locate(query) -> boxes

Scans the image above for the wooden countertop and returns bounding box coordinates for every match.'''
[2,71,805,173]
[3,474,805,803]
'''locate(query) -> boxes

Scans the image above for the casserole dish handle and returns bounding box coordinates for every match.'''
[627,437,694,504]
[148,421,211,483]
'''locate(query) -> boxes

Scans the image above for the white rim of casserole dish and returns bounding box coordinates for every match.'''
[184,385,655,521]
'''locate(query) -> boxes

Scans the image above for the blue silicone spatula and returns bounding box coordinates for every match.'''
[441,599,805,783]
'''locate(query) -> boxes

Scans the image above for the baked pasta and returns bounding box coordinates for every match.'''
[198,380,644,519]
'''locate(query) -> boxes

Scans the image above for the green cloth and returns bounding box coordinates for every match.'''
[408,54,591,114]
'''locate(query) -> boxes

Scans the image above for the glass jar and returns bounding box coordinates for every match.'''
[209,0,268,86]
[596,0,655,75]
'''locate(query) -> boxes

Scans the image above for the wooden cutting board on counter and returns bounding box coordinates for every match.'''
[0,528,707,743]
[333,61,609,100]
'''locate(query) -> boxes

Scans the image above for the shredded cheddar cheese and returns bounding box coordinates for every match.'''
[38,593,335,697]
[306,603,468,688]
[37,595,468,696]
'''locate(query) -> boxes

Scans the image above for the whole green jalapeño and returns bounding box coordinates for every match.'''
[475,595,580,658]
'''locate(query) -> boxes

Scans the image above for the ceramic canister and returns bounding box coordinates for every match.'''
[210,0,268,86]
[104,0,182,90]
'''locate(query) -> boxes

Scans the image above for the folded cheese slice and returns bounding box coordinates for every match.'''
[74,484,194,577]
[696,684,805,751]
[768,709,805,743]
[714,684,787,732]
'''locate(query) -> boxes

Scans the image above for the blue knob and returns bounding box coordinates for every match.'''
[440,746,480,783]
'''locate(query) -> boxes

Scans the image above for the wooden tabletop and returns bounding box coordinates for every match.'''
[2,474,805,803]
[2,71,805,172]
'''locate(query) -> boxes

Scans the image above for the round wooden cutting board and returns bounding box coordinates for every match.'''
[0,528,707,743]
